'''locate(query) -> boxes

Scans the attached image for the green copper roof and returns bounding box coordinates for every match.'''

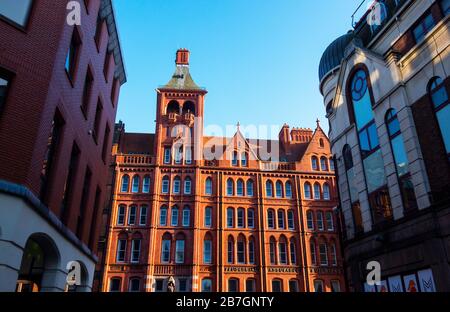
[161,65,203,91]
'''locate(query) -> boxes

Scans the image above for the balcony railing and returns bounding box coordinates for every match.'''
[117,155,153,165]
[153,264,193,276]
[260,162,295,171]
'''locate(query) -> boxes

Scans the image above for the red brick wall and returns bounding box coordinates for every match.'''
[0,0,122,252]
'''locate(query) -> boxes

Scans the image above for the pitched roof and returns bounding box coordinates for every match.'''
[160,65,203,91]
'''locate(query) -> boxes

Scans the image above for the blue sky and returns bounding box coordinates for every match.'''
[112,0,360,138]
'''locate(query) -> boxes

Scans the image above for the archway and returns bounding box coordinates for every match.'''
[16,233,60,292]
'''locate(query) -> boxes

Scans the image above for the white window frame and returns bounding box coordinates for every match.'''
[131,239,141,263]
[140,206,148,226]
[116,239,127,263]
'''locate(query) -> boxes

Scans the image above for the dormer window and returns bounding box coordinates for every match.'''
[232,151,238,166]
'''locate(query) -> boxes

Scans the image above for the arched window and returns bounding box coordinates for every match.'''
[317,211,324,231]
[304,182,312,199]
[116,235,127,262]
[160,205,168,226]
[276,181,283,197]
[139,205,148,226]
[248,208,255,229]
[184,177,192,194]
[182,206,190,227]
[290,238,297,265]
[174,145,183,164]
[161,233,171,263]
[326,211,334,231]
[285,181,292,198]
[232,151,238,166]
[185,147,192,165]
[272,279,283,292]
[109,278,122,292]
[329,157,335,171]
[171,206,179,226]
[131,234,142,263]
[310,240,317,265]
[167,100,180,114]
[289,279,299,292]
[349,68,391,224]
[237,179,244,196]
[227,236,234,264]
[269,237,277,265]
[175,233,185,264]
[237,235,246,264]
[203,235,212,264]
[183,100,196,115]
[205,177,213,195]
[205,207,212,227]
[277,209,285,229]
[267,209,275,229]
[161,176,170,194]
[319,240,328,266]
[228,278,239,292]
[385,109,417,212]
[173,176,181,194]
[246,279,256,292]
[314,279,324,292]
[227,178,234,196]
[142,176,151,193]
[121,175,129,193]
[164,147,171,164]
[227,208,234,228]
[330,242,337,266]
[202,279,212,292]
[128,205,137,225]
[314,183,321,200]
[320,157,328,171]
[237,208,245,228]
[319,138,325,148]
[131,175,140,193]
[117,205,126,225]
[386,109,408,176]
[266,180,274,197]
[129,278,141,292]
[241,152,248,167]
[311,156,319,170]
[306,211,314,230]
[248,237,256,264]
[278,236,287,265]
[246,179,254,197]
[287,210,295,230]
[323,183,331,200]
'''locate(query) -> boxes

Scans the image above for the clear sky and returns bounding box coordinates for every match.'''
[112,0,360,139]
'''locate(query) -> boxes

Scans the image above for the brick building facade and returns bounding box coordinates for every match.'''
[99,49,345,292]
[0,0,126,292]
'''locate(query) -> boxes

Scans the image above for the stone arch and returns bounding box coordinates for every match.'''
[16,233,61,292]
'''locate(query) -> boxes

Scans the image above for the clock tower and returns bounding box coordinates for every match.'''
[154,49,207,166]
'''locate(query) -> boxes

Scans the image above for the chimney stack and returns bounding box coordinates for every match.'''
[176,48,190,65]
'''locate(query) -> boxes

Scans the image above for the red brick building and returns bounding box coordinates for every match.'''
[0,0,126,292]
[100,49,344,292]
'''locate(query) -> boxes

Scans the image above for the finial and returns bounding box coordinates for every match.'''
[237,121,241,131]
[316,118,320,128]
